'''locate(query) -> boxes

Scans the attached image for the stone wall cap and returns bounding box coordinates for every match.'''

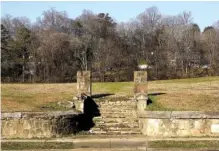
[1,110,80,119]
[171,111,219,119]
[1,112,22,119]
[138,111,219,119]
[138,111,171,119]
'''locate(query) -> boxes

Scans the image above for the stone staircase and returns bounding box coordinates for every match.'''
[91,99,141,135]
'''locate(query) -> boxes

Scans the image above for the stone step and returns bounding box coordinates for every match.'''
[97,101,136,104]
[97,104,137,108]
[95,122,139,128]
[99,110,137,112]
[99,106,136,109]
[107,127,139,131]
[99,110,136,113]
[94,117,139,123]
[99,103,136,105]
[91,131,142,135]
[99,112,136,115]
[92,99,139,136]
[95,125,139,129]
[93,127,140,131]
[100,116,138,119]
[95,123,139,127]
[94,127,140,132]
[99,107,136,109]
[99,107,137,109]
[99,114,137,118]
[99,111,137,114]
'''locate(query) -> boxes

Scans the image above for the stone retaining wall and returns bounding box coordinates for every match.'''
[1,111,79,138]
[2,109,219,138]
[138,111,219,137]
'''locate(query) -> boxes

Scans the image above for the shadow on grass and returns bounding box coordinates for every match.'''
[148,92,166,96]
[147,97,153,105]
[91,93,114,98]
[146,93,171,111]
[147,93,166,105]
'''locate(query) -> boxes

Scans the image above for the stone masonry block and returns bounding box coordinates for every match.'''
[77,70,91,96]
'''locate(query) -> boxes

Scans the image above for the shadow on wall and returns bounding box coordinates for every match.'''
[55,96,101,136]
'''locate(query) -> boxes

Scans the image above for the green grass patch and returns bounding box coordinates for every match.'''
[95,96,131,102]
[39,102,69,111]
[146,95,172,111]
[148,140,219,148]
[93,82,134,95]
[1,142,74,150]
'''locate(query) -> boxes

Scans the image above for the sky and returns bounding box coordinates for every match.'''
[1,1,219,31]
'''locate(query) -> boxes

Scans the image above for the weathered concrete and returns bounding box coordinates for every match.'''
[138,111,219,137]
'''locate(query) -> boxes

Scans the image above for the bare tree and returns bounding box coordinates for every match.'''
[37,8,71,33]
[202,26,219,73]
[178,11,193,25]
[1,15,31,37]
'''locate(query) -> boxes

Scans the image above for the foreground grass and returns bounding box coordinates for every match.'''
[1,76,219,112]
[2,141,219,150]
[1,142,74,150]
[148,140,219,148]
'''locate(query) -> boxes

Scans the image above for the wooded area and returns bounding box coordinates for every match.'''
[1,7,219,82]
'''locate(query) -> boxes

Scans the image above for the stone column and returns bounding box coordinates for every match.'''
[77,70,91,97]
[75,71,91,112]
[134,71,148,112]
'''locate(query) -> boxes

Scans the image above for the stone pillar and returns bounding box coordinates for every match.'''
[77,70,91,97]
[134,71,148,112]
[75,71,91,113]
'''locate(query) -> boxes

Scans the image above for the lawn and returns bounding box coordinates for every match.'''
[1,76,219,112]
[148,140,219,148]
[1,142,74,150]
[2,141,219,150]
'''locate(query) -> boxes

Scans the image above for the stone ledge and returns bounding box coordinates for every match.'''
[138,111,219,119]
[1,112,22,119]
[1,110,80,119]
[171,111,219,119]
[138,111,171,119]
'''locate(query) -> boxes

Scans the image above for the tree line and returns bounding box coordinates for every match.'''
[1,7,219,83]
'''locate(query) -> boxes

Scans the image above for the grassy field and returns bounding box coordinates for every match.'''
[2,141,219,150]
[1,142,74,150]
[149,140,219,148]
[1,76,219,112]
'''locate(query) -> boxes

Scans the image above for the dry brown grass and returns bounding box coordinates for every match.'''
[1,83,77,112]
[148,78,219,111]
[1,76,219,112]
